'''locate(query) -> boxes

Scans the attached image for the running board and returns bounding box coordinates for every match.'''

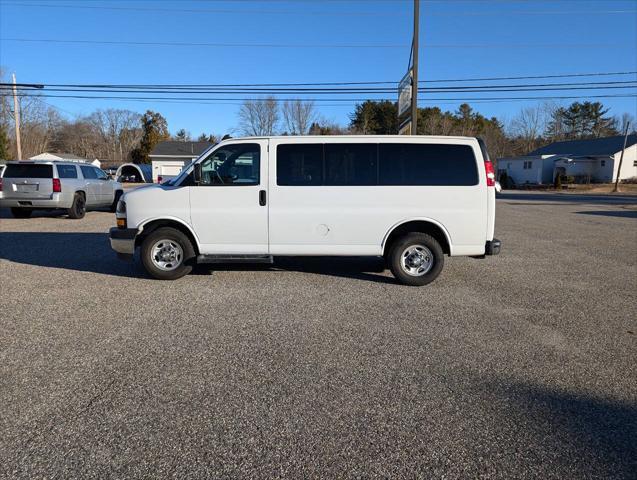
[196,254,274,264]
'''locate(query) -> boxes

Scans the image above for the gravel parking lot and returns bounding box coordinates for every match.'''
[1,191,636,479]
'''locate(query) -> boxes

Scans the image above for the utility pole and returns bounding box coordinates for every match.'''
[411,0,419,135]
[613,121,630,193]
[12,73,22,160]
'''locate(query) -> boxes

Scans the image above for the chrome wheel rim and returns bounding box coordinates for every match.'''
[151,239,184,271]
[400,244,434,277]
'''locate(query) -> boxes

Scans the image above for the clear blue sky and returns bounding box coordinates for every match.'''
[1,0,636,137]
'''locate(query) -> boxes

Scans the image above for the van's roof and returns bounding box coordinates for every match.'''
[229,135,479,141]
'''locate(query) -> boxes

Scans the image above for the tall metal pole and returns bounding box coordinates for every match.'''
[411,0,419,135]
[613,121,630,192]
[12,73,22,160]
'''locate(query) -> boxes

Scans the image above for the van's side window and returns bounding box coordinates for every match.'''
[324,144,377,186]
[378,144,478,186]
[198,143,260,186]
[277,144,323,186]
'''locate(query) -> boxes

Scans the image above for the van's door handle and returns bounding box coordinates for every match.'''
[259,190,266,206]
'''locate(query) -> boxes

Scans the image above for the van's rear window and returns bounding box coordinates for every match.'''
[3,164,53,178]
[379,144,478,186]
[276,143,479,186]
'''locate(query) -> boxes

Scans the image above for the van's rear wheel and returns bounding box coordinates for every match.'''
[388,233,444,286]
[141,227,194,280]
[10,207,33,218]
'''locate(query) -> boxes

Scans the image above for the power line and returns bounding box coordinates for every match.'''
[4,72,637,90]
[2,81,635,95]
[4,92,636,103]
[1,2,633,16]
[0,2,405,16]
[1,38,625,49]
[0,38,407,49]
[2,86,636,96]
[3,80,635,92]
[420,71,637,84]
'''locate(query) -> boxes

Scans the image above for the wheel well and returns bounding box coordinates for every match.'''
[136,219,199,254]
[383,220,451,256]
[75,190,85,198]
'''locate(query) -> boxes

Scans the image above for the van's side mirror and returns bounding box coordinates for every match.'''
[193,163,202,184]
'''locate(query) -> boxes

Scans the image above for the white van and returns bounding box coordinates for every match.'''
[110,136,500,286]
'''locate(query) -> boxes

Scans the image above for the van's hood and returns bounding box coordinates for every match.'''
[122,183,160,199]
[122,182,191,229]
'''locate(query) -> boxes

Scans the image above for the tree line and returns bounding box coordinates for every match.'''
[1,90,634,164]
[237,97,634,159]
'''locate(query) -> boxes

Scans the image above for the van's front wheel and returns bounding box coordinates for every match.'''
[141,227,195,280]
[389,233,444,286]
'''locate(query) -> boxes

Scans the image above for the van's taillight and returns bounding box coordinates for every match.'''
[52,178,62,192]
[484,160,495,187]
[0,178,3,191]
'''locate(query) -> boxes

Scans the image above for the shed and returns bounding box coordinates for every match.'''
[115,163,153,183]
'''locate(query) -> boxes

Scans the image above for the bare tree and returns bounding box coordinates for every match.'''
[13,97,62,158]
[238,97,279,136]
[617,112,636,134]
[87,109,142,161]
[282,100,317,135]
[509,105,545,154]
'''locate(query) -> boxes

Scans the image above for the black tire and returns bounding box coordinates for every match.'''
[140,227,195,280]
[10,207,33,218]
[67,192,86,219]
[388,233,444,286]
[110,190,123,213]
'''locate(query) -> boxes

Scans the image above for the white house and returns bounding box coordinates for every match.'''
[498,134,637,185]
[29,152,101,167]
[149,141,213,183]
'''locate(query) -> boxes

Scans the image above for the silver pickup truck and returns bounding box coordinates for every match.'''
[0,161,123,219]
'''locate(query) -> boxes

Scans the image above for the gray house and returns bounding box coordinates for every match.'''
[498,135,637,184]
[149,141,214,163]
[149,141,214,183]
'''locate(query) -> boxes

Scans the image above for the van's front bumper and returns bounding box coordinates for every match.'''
[109,227,137,260]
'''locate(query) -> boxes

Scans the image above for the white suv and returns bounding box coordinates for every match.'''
[0,161,123,219]
[110,135,501,286]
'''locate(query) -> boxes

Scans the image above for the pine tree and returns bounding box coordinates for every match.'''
[130,111,169,164]
[546,101,618,141]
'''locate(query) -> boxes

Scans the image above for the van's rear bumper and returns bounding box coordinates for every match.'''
[109,227,137,260]
[485,238,502,255]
